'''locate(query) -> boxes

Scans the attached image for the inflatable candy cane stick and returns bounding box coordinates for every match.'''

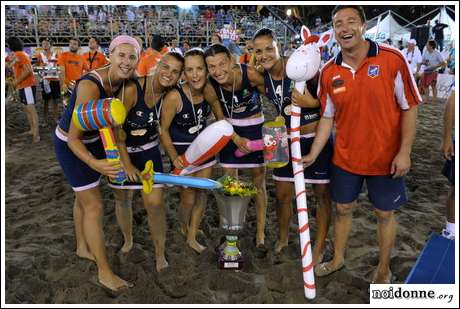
[286,26,332,300]
[172,120,234,175]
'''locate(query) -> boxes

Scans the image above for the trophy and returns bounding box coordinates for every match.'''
[213,175,257,270]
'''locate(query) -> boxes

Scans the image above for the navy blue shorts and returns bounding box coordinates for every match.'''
[18,86,36,105]
[273,135,333,183]
[172,144,217,175]
[41,80,61,101]
[109,141,164,190]
[330,164,408,211]
[54,128,105,191]
[219,121,264,168]
[442,156,455,186]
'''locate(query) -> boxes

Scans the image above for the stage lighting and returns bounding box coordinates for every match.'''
[177,4,193,10]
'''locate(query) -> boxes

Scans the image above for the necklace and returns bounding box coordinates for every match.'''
[108,66,125,103]
[187,84,201,134]
[218,68,237,119]
[150,75,164,135]
[267,58,285,116]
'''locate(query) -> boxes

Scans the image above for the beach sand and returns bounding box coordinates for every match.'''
[4,95,451,304]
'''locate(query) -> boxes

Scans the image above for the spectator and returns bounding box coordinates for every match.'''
[57,38,89,94]
[6,36,40,143]
[169,38,183,55]
[283,41,297,58]
[35,38,61,125]
[417,40,445,102]
[432,19,448,51]
[181,40,191,54]
[402,39,422,77]
[82,37,109,70]
[136,34,164,76]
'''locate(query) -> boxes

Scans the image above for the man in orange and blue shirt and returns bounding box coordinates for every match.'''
[302,6,421,284]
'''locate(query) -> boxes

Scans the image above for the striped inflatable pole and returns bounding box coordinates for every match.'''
[72,98,127,184]
[290,82,315,299]
[285,24,332,299]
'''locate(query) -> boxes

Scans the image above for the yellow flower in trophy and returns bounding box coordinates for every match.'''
[218,176,258,197]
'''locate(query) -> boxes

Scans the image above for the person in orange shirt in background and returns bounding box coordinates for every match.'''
[239,39,255,65]
[83,37,109,70]
[6,37,40,142]
[136,34,165,77]
[35,38,61,125]
[57,38,89,94]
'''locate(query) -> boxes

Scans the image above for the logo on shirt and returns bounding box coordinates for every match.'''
[136,111,143,117]
[368,65,380,78]
[332,79,344,88]
[183,114,190,119]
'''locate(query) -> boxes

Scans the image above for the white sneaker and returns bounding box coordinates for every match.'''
[441,229,455,240]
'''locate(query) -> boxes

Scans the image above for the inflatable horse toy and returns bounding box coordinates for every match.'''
[285,25,332,300]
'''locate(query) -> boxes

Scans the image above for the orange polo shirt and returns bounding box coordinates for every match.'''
[318,40,421,175]
[11,51,36,90]
[136,49,163,76]
[57,51,89,85]
[82,50,109,70]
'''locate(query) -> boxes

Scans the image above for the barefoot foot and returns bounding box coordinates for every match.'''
[187,239,206,254]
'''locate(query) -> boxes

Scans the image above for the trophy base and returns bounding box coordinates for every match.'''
[216,237,244,270]
[217,252,244,270]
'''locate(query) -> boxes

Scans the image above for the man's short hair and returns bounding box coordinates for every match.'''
[332,6,366,23]
[7,37,24,51]
[427,40,437,49]
[70,38,81,46]
[89,36,99,45]
[151,34,165,52]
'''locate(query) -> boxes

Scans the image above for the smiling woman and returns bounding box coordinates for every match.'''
[159,48,223,253]
[53,35,141,295]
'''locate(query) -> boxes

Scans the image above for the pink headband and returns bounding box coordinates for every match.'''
[109,35,141,57]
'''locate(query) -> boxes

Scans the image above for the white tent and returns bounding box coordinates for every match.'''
[430,6,456,42]
[365,11,411,43]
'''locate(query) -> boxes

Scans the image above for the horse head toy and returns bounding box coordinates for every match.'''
[285,25,332,300]
[286,25,333,88]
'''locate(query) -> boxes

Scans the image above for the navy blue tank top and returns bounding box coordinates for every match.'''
[263,71,320,128]
[209,63,261,119]
[58,74,122,137]
[170,85,210,144]
[124,77,161,147]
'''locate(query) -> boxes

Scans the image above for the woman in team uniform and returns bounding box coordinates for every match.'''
[109,52,184,272]
[203,44,268,249]
[160,48,224,253]
[54,35,140,294]
[253,28,333,265]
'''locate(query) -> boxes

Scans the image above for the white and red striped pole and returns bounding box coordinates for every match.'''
[290,84,315,299]
[285,24,333,300]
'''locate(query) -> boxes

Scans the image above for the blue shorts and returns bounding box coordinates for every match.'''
[18,86,37,105]
[219,121,264,168]
[172,143,217,175]
[273,135,332,183]
[330,165,408,211]
[442,156,455,186]
[54,128,105,191]
[109,141,164,190]
[41,80,61,101]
